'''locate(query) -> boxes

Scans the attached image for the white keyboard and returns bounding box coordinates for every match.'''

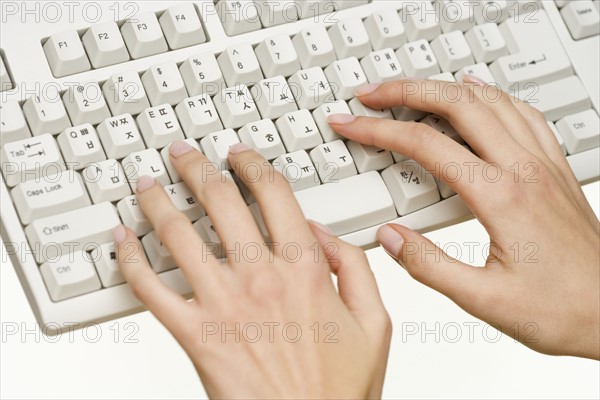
[1,0,599,331]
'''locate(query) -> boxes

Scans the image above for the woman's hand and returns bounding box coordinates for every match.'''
[329,78,600,360]
[113,142,391,399]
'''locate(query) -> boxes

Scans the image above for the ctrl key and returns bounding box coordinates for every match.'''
[40,250,101,301]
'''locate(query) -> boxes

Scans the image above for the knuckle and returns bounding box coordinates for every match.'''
[246,269,284,302]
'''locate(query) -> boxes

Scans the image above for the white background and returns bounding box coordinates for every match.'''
[1,182,599,399]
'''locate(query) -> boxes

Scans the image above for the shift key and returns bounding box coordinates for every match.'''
[25,202,120,263]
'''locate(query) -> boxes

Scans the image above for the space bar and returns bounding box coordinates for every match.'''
[294,171,398,236]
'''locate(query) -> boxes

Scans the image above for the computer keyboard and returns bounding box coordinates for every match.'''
[0,0,599,330]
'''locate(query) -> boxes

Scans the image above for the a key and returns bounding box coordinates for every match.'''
[43,30,91,77]
[361,49,404,83]
[0,99,31,145]
[276,109,323,152]
[254,0,299,27]
[160,139,201,183]
[556,110,600,154]
[22,95,71,136]
[122,148,171,189]
[254,75,298,120]
[431,31,474,72]
[117,195,152,237]
[11,171,90,225]
[329,17,372,59]
[347,141,393,173]
[40,250,101,301]
[160,3,207,49]
[561,1,600,40]
[0,56,11,91]
[216,0,262,36]
[218,44,264,86]
[255,35,301,77]
[180,53,226,96]
[82,21,129,68]
[324,57,368,101]
[239,119,286,160]
[97,114,145,160]
[364,9,407,50]
[288,67,335,110]
[193,216,224,259]
[176,94,223,139]
[429,71,456,81]
[392,106,429,122]
[83,159,131,203]
[293,171,397,235]
[200,129,241,170]
[547,121,567,155]
[436,1,475,33]
[164,182,205,221]
[137,104,185,149]
[102,71,151,116]
[310,140,357,183]
[465,23,508,64]
[382,161,441,216]
[293,26,337,68]
[312,100,351,142]
[142,231,177,273]
[401,2,441,41]
[63,82,111,126]
[142,63,188,106]
[454,63,496,84]
[57,124,106,169]
[91,243,125,288]
[349,97,394,119]
[473,1,510,23]
[215,84,261,129]
[422,115,464,143]
[25,202,120,263]
[1,133,65,187]
[396,39,440,78]
[121,12,168,59]
[273,150,320,191]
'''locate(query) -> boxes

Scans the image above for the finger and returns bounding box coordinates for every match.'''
[228,143,317,253]
[169,141,266,264]
[134,175,221,294]
[114,225,194,332]
[355,79,530,165]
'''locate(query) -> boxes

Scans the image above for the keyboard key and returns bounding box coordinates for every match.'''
[421,115,464,144]
[293,171,397,235]
[218,44,264,86]
[1,99,31,145]
[117,195,152,237]
[160,139,200,184]
[142,63,188,106]
[310,140,357,183]
[329,17,372,59]
[164,182,205,221]
[123,148,171,189]
[63,82,111,126]
[200,129,241,169]
[25,202,120,263]
[137,104,185,149]
[489,51,573,89]
[556,110,600,154]
[255,35,301,77]
[22,95,71,136]
[97,114,145,160]
[103,71,151,116]
[193,216,224,258]
[216,0,262,36]
[396,39,440,78]
[1,133,65,187]
[465,23,508,64]
[255,0,299,27]
[382,161,441,216]
[401,2,441,41]
[40,250,101,301]
[361,49,404,83]
[473,1,510,23]
[364,9,407,50]
[83,159,131,203]
[91,243,125,288]
[176,94,223,139]
[82,21,129,68]
[547,121,567,155]
[346,141,393,173]
[180,53,226,97]
[293,26,337,68]
[349,97,394,119]
[288,67,334,109]
[254,75,298,120]
[276,109,323,151]
[43,30,91,77]
[57,124,106,169]
[160,3,207,49]
[121,12,168,59]
[238,119,286,160]
[215,84,260,129]
[142,231,177,273]
[11,171,90,225]
[430,31,474,72]
[436,0,475,33]
[561,1,600,40]
[273,150,320,191]
[429,72,456,82]
[325,57,368,100]
[312,100,351,142]
[454,63,496,84]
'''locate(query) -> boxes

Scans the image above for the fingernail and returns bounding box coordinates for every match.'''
[308,220,335,236]
[354,83,381,96]
[113,225,126,244]
[463,74,487,87]
[377,225,404,259]
[136,176,156,193]
[170,141,194,158]
[229,143,251,155]
[327,114,356,125]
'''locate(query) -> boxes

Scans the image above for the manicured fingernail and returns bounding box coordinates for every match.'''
[308,220,335,236]
[170,141,194,158]
[355,83,381,96]
[327,114,356,125]
[229,143,251,155]
[377,225,404,259]
[463,74,487,87]
[113,225,127,244]
[136,176,155,193]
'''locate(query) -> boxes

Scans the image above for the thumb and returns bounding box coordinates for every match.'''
[377,224,491,308]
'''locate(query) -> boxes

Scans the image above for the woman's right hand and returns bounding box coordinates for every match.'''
[329,78,600,360]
